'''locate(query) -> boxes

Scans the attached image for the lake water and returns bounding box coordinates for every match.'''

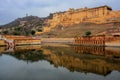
[0,44,120,80]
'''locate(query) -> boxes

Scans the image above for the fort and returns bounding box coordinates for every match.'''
[39,5,120,33]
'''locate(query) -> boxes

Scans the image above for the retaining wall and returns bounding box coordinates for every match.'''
[41,38,74,43]
[14,39,41,45]
[0,40,7,46]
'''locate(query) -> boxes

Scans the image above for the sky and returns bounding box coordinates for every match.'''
[0,0,120,25]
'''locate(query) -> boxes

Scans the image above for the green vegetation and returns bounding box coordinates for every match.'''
[14,27,22,31]
[85,31,92,36]
[31,30,35,35]
[38,29,42,32]
[3,31,8,35]
[0,16,44,36]
[25,30,29,36]
[13,50,44,61]
[13,31,20,35]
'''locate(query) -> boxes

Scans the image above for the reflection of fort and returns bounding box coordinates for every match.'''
[0,46,7,53]
[14,45,42,52]
[73,46,120,58]
[0,45,120,76]
[42,46,120,76]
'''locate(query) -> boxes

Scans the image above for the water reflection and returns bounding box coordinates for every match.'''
[0,45,44,62]
[73,46,120,58]
[0,44,120,79]
[42,45,120,76]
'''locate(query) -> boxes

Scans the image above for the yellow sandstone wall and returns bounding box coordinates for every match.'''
[4,35,33,40]
[14,39,41,45]
[43,5,120,33]
[0,40,7,46]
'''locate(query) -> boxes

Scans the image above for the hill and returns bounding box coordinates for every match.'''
[0,5,120,37]
[0,16,45,36]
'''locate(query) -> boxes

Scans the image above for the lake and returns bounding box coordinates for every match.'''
[0,44,120,80]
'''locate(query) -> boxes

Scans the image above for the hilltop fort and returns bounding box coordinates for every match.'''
[39,5,120,34]
[0,5,120,37]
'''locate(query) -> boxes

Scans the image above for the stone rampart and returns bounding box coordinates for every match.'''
[43,5,120,33]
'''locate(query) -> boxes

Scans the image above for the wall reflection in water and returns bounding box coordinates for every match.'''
[0,45,44,62]
[0,45,120,76]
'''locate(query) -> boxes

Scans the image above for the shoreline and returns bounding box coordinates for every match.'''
[0,37,120,47]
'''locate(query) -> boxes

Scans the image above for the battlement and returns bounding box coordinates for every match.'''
[50,5,112,17]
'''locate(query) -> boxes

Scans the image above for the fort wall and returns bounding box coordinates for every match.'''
[74,36,120,47]
[0,40,7,46]
[42,5,120,33]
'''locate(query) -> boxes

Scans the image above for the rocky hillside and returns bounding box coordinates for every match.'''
[0,16,45,36]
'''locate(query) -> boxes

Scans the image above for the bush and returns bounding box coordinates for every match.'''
[85,31,91,36]
[3,31,8,35]
[31,30,35,35]
[38,29,42,32]
[14,27,22,31]
[13,31,20,35]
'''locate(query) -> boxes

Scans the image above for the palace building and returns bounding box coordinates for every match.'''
[41,5,120,33]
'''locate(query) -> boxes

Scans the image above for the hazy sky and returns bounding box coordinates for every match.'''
[0,0,119,25]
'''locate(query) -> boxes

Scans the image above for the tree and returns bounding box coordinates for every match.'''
[13,31,20,35]
[31,30,35,35]
[38,29,42,32]
[25,31,29,36]
[14,27,22,31]
[85,31,91,36]
[3,31,8,35]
